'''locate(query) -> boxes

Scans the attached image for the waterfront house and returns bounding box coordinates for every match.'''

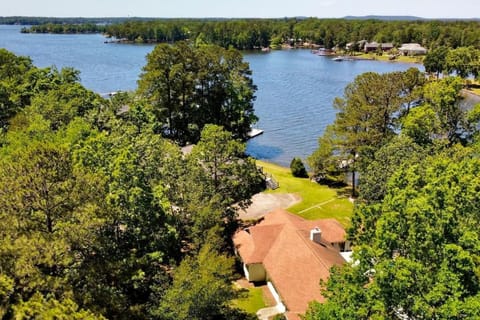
[399,43,427,56]
[233,209,352,319]
[364,41,379,52]
[346,39,367,51]
[381,43,394,51]
[364,42,394,53]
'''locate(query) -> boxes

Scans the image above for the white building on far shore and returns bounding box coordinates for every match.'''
[399,43,428,56]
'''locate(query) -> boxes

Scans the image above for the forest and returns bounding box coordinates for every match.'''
[0,45,263,319]
[306,66,480,318]
[20,18,480,50]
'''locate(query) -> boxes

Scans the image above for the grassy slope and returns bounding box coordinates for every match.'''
[257,160,353,227]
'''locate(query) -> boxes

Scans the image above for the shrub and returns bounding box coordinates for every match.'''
[290,157,308,178]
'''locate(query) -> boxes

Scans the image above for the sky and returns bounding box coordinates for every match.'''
[1,0,479,19]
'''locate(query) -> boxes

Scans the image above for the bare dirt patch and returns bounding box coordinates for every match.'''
[238,193,301,220]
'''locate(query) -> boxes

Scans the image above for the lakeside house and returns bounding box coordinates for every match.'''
[346,39,367,51]
[399,43,428,56]
[364,41,394,53]
[233,209,352,319]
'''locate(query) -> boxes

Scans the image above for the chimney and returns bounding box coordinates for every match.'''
[310,227,322,244]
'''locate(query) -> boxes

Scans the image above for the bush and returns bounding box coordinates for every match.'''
[290,157,308,178]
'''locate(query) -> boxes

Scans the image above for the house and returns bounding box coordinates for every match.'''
[364,42,394,53]
[346,39,367,51]
[381,43,394,51]
[233,209,351,319]
[399,43,427,56]
[364,41,379,52]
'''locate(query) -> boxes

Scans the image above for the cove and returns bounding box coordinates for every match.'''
[0,25,423,166]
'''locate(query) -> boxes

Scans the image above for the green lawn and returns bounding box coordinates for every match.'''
[257,160,353,227]
[353,53,423,64]
[233,286,266,315]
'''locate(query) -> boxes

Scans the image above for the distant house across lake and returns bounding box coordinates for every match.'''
[399,43,428,55]
[364,41,394,53]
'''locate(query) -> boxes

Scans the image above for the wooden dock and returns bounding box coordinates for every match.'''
[248,128,264,139]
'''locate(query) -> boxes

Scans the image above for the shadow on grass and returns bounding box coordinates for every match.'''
[313,178,353,198]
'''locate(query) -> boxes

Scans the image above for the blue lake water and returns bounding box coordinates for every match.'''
[0,25,423,166]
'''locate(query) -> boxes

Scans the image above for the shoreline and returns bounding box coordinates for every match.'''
[327,52,423,65]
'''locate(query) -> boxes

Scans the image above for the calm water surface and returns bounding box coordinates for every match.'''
[0,25,423,166]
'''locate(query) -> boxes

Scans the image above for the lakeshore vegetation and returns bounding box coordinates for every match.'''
[306,65,480,318]
[2,16,480,319]
[18,17,480,51]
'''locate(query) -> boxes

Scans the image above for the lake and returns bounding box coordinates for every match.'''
[0,25,423,166]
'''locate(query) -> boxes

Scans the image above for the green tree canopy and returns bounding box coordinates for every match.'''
[138,42,257,145]
[306,148,480,320]
[154,234,239,320]
[0,47,265,320]
[309,69,425,196]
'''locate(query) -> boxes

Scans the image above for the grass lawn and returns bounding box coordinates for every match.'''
[353,53,423,64]
[233,286,266,315]
[257,160,353,227]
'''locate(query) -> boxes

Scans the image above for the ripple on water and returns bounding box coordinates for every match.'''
[244,50,423,166]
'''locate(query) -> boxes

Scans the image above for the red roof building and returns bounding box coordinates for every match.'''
[233,209,351,319]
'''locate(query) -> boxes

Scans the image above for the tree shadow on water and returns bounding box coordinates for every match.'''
[246,141,283,161]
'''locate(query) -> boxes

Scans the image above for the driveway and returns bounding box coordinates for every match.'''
[238,193,301,220]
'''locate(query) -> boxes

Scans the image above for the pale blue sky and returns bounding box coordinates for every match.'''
[1,0,479,18]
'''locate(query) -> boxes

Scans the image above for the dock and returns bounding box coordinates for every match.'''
[248,128,264,139]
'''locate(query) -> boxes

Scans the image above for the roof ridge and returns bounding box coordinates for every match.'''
[295,229,337,272]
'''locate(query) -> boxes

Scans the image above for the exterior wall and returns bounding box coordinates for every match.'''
[246,263,267,282]
[364,45,378,53]
[331,240,352,252]
[345,240,352,251]
[400,49,427,56]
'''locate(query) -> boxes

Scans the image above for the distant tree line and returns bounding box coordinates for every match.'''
[20,18,480,50]
[0,16,153,25]
[21,23,106,34]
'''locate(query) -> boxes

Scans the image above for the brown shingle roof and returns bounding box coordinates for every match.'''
[233,209,347,317]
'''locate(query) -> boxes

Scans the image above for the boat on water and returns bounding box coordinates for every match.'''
[313,48,336,56]
[332,56,354,62]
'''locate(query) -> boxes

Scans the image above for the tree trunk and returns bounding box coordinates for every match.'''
[351,169,356,198]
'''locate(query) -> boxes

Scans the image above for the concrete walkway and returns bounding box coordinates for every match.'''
[256,305,283,320]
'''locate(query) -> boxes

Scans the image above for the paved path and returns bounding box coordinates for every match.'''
[256,306,283,320]
[298,198,335,214]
